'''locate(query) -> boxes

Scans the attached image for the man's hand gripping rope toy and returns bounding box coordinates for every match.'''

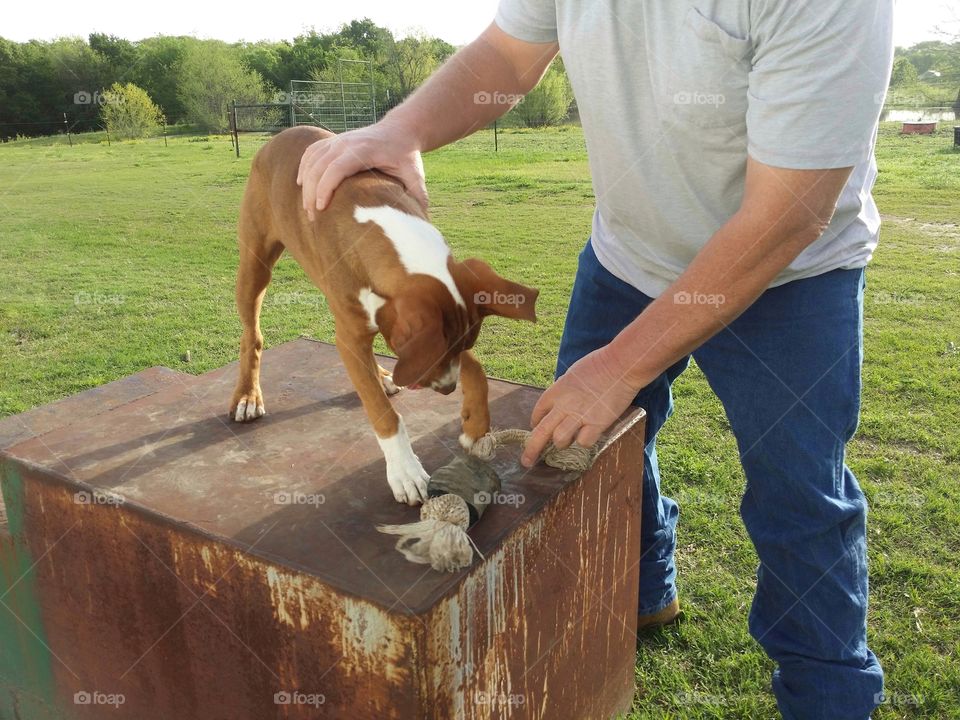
[376,430,596,572]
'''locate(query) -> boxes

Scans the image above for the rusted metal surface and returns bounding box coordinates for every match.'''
[0,366,193,451]
[423,429,644,719]
[1,339,644,719]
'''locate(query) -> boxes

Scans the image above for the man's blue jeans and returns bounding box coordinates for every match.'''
[556,240,883,720]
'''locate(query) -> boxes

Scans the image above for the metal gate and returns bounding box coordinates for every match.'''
[230,59,378,156]
[289,59,377,132]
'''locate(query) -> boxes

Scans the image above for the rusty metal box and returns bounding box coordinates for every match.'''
[1,339,645,719]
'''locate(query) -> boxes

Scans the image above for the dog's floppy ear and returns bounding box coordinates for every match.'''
[460,258,539,322]
[384,296,448,388]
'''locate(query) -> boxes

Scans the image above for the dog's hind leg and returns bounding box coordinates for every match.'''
[230,224,283,422]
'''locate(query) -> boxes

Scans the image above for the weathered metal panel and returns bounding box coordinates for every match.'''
[0,366,194,452]
[423,421,643,719]
[1,365,196,720]
[3,462,423,719]
[0,339,644,719]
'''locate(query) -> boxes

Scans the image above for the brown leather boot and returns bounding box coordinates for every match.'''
[636,597,681,632]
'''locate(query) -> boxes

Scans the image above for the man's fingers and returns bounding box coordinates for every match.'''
[551,414,583,450]
[530,389,555,428]
[299,145,335,219]
[297,140,327,186]
[403,172,429,211]
[314,158,356,213]
[397,155,428,211]
[575,424,602,449]
[296,147,312,186]
[300,160,322,219]
[521,408,562,467]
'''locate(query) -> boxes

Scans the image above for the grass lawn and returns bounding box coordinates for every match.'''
[1,123,958,718]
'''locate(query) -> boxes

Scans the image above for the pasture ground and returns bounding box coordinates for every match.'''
[1,123,958,718]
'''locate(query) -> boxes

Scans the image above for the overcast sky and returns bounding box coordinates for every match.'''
[3,0,957,48]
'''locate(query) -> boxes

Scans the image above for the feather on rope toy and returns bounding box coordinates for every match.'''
[377,430,596,572]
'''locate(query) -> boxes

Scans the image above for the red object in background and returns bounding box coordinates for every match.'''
[901,121,937,135]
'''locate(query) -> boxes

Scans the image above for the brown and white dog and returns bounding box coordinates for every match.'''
[229,126,539,505]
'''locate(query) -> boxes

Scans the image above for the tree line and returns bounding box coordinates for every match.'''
[889,41,960,108]
[8,22,950,142]
[0,19,574,140]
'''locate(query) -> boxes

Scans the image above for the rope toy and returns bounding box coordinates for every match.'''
[377,430,596,572]
[468,428,596,470]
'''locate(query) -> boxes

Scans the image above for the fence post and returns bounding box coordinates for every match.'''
[163,119,168,148]
[339,59,348,132]
[104,125,111,147]
[232,100,240,158]
[63,113,72,147]
[289,81,296,128]
[494,120,499,152]
[369,63,377,125]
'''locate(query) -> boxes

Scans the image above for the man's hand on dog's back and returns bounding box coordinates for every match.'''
[296,22,558,221]
[297,123,427,220]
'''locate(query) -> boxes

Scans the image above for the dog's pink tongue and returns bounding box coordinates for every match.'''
[409,383,423,390]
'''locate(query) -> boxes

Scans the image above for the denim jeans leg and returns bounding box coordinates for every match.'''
[693,269,883,719]
[555,239,689,615]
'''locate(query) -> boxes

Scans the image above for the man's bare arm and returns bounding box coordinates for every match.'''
[298,23,558,217]
[521,157,855,465]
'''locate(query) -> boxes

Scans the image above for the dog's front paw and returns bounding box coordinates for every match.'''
[376,418,429,505]
[231,388,265,422]
[385,454,429,506]
[459,409,490,452]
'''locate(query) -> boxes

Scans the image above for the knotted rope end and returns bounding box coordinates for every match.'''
[467,429,596,472]
[377,494,475,572]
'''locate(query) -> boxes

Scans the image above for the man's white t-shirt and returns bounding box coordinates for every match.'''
[495,0,894,297]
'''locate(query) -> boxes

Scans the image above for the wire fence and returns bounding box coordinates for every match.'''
[0,116,210,147]
[0,96,404,152]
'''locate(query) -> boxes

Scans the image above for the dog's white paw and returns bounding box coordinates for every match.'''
[458,432,475,451]
[377,417,429,506]
[385,454,429,506]
[233,396,266,422]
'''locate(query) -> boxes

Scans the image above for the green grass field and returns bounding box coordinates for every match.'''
[1,123,958,718]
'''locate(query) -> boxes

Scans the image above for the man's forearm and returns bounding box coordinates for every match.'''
[603,161,854,390]
[381,24,558,152]
[604,209,823,390]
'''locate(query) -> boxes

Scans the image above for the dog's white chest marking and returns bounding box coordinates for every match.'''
[358,287,386,330]
[354,205,465,307]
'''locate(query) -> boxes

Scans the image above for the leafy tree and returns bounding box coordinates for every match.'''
[892,40,960,107]
[384,34,454,100]
[275,31,334,89]
[0,22,540,138]
[890,56,919,87]
[100,82,164,138]
[239,41,288,93]
[128,36,189,120]
[337,19,393,59]
[0,39,58,137]
[509,61,573,127]
[176,39,270,132]
[89,34,138,78]
[309,44,371,83]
